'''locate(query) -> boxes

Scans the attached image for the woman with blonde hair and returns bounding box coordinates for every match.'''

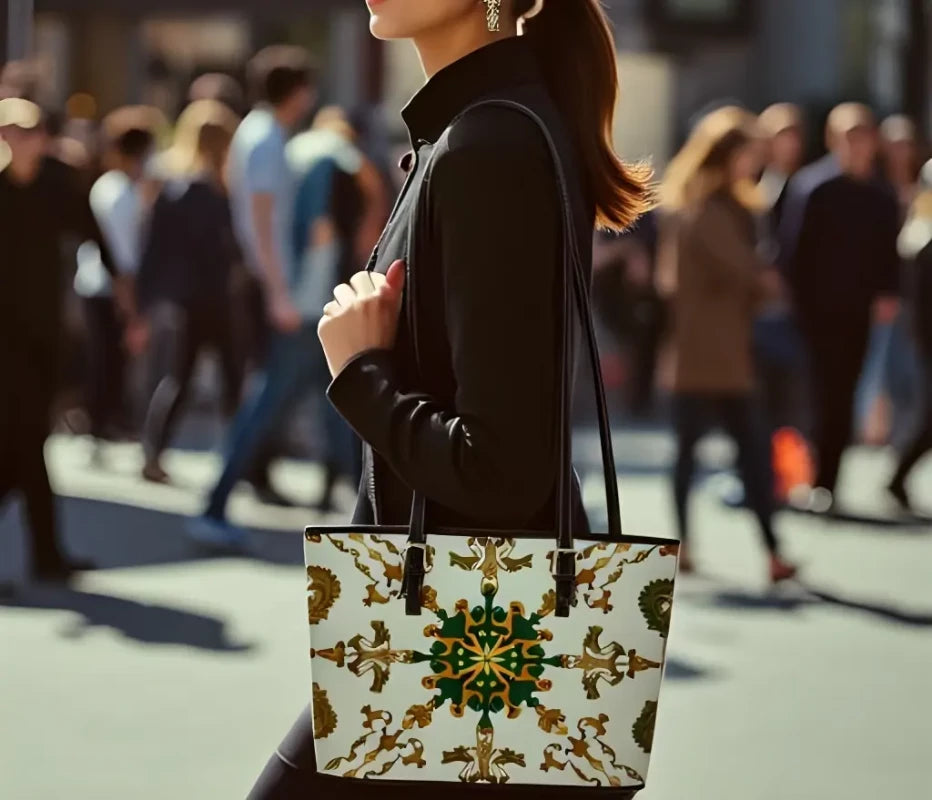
[659,105,797,581]
[137,99,244,483]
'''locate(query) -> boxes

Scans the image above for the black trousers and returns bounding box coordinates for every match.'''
[142,302,242,463]
[83,296,126,438]
[672,392,779,554]
[804,322,871,494]
[0,354,63,573]
[893,357,932,486]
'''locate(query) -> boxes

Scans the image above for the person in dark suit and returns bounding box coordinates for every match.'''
[0,98,122,580]
[779,103,901,512]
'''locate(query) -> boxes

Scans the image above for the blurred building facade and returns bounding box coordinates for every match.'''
[3,0,930,162]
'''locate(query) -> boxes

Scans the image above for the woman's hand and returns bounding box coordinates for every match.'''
[318,260,406,378]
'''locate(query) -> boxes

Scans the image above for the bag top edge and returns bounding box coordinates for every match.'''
[304,525,679,548]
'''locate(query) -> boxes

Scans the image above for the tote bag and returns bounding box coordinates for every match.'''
[304,100,680,795]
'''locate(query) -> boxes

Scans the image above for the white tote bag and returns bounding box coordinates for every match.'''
[304,101,679,795]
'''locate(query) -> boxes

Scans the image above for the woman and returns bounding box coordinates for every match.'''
[249,1,651,797]
[888,160,932,511]
[658,106,797,583]
[137,99,243,483]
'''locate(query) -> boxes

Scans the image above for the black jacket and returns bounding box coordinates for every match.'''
[778,155,900,330]
[136,178,238,312]
[327,37,594,536]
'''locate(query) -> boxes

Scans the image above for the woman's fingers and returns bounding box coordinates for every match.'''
[322,301,341,318]
[350,271,385,298]
[333,283,357,308]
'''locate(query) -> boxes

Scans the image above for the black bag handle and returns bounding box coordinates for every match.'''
[389,100,623,618]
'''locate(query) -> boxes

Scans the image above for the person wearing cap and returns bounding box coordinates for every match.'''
[888,161,932,511]
[779,103,901,513]
[0,98,120,581]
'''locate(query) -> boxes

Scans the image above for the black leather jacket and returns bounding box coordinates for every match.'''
[328,37,595,536]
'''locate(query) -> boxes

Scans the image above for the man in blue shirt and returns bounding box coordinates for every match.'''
[192,46,315,546]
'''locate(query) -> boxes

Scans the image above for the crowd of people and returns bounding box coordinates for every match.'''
[0,46,391,576]
[599,99,931,579]
[2,45,931,586]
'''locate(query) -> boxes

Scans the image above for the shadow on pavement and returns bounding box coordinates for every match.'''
[663,657,715,681]
[785,507,932,530]
[702,583,932,628]
[0,584,254,652]
[60,496,307,572]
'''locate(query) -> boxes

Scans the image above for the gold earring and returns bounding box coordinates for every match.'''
[485,0,502,33]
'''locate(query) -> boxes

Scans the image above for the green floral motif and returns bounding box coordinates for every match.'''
[638,579,674,639]
[632,700,657,754]
[416,592,562,731]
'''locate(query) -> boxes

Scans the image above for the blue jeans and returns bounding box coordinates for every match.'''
[206,323,352,520]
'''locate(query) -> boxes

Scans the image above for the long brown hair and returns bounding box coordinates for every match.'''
[660,106,761,211]
[516,0,653,231]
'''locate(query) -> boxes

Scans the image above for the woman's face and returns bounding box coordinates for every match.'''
[365,0,484,40]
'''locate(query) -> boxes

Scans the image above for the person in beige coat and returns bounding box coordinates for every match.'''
[659,106,797,582]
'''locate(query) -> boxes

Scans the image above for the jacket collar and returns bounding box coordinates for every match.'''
[401,36,541,145]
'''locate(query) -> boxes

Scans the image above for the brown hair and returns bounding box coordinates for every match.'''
[516,0,653,231]
[660,105,761,211]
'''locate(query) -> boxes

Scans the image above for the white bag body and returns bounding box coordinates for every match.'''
[305,528,678,790]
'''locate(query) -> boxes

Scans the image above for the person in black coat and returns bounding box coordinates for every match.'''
[248,1,653,798]
[888,163,932,510]
[779,103,901,512]
[137,100,243,483]
[0,98,120,581]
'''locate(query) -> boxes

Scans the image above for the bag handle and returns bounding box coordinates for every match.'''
[391,99,623,618]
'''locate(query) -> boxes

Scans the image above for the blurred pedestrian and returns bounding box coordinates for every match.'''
[873,114,924,447]
[0,98,122,581]
[759,103,807,227]
[780,104,901,513]
[755,104,810,486]
[191,46,315,546]
[888,161,932,511]
[592,212,665,417]
[881,115,923,212]
[659,106,797,582]
[138,100,243,483]
[74,107,157,446]
[287,106,385,510]
[188,72,246,117]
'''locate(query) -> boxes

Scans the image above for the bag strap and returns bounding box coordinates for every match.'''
[393,99,623,618]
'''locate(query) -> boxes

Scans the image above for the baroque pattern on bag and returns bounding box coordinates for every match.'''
[325,705,427,779]
[312,620,414,692]
[321,534,430,607]
[443,727,526,784]
[541,714,645,787]
[449,538,534,594]
[312,683,338,740]
[307,534,676,785]
[307,566,342,625]
[556,543,662,615]
[560,626,662,700]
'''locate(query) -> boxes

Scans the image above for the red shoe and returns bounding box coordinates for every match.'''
[769,556,798,584]
[678,545,695,575]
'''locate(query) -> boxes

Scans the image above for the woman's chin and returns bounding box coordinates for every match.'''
[369,17,409,41]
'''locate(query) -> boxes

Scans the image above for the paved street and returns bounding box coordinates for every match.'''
[2,429,931,799]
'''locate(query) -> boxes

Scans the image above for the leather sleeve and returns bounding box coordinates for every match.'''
[328,118,563,527]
